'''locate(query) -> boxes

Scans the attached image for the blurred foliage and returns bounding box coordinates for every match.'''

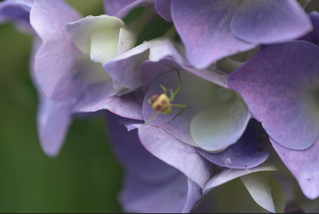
[0,0,180,212]
[123,7,174,45]
[306,0,319,12]
[0,0,125,212]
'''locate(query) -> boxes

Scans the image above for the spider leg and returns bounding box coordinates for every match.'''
[159,85,167,95]
[169,89,174,101]
[167,104,187,124]
[166,65,182,97]
[139,111,160,129]
[148,97,153,104]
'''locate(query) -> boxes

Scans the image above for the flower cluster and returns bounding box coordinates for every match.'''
[1,0,319,212]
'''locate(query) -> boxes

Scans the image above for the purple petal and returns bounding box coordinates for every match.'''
[231,0,312,44]
[300,12,319,44]
[104,0,173,21]
[142,63,249,151]
[228,41,319,150]
[37,94,73,157]
[104,38,186,90]
[313,12,319,43]
[183,179,203,213]
[155,0,172,21]
[75,82,143,120]
[103,43,149,90]
[197,120,269,169]
[30,0,81,41]
[138,125,214,188]
[29,36,42,85]
[73,81,114,112]
[30,0,84,100]
[34,40,83,100]
[121,173,201,213]
[103,0,142,19]
[142,59,229,90]
[271,138,319,200]
[0,0,35,32]
[0,0,33,22]
[141,59,177,91]
[105,93,144,121]
[108,113,202,212]
[203,164,277,194]
[142,68,214,147]
[107,113,178,181]
[171,0,255,69]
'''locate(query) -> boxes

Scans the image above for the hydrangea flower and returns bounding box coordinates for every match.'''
[140,61,250,152]
[86,25,288,209]
[105,42,289,211]
[104,0,313,69]
[103,36,252,152]
[2,0,318,212]
[29,0,149,156]
[108,113,203,213]
[228,12,319,200]
[29,0,198,157]
[108,112,281,213]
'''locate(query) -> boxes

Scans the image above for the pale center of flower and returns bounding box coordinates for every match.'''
[74,55,111,84]
[90,30,120,64]
[67,15,136,89]
[218,88,236,102]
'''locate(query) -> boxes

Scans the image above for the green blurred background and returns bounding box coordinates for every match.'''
[0,0,176,211]
[0,1,125,212]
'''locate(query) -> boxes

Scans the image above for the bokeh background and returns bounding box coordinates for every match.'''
[0,1,125,212]
[0,0,175,212]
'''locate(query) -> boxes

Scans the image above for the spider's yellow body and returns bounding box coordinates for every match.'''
[150,94,173,115]
[142,65,187,127]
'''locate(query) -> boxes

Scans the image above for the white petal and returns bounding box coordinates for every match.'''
[117,27,136,55]
[66,15,126,55]
[241,173,285,213]
[90,29,119,63]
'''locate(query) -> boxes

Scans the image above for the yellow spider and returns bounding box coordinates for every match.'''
[144,65,188,126]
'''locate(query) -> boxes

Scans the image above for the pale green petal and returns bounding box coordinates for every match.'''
[66,15,129,62]
[213,179,268,213]
[117,28,136,56]
[73,54,111,84]
[90,29,119,63]
[190,92,250,151]
[241,173,285,213]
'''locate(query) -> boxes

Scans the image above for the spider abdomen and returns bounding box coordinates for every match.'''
[151,94,173,114]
